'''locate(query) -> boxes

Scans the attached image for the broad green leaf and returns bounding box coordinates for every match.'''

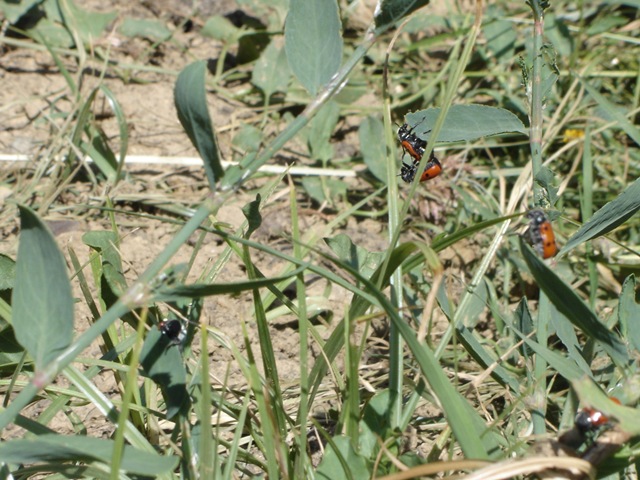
[242,194,263,237]
[520,238,628,366]
[359,116,387,181]
[175,61,224,189]
[83,231,127,297]
[252,42,291,99]
[0,434,178,475]
[139,325,189,419]
[31,17,75,48]
[534,166,558,205]
[58,1,117,44]
[307,100,340,161]
[324,234,384,281]
[560,177,640,254]
[12,206,73,370]
[0,0,41,24]
[405,105,527,143]
[232,124,263,153]
[36,0,116,47]
[374,0,431,34]
[284,0,343,96]
[201,15,240,42]
[0,253,16,290]
[359,390,393,459]
[119,17,172,41]
[316,435,369,480]
[301,177,348,204]
[619,275,640,353]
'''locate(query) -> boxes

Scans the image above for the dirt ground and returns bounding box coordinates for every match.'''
[0,0,458,463]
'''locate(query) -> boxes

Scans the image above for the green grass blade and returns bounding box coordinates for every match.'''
[290,180,310,477]
[198,326,214,478]
[548,303,592,374]
[98,85,129,184]
[455,325,520,392]
[110,309,148,479]
[222,391,252,479]
[36,31,77,95]
[510,327,588,381]
[520,238,628,365]
[63,366,172,462]
[154,265,308,301]
[580,77,640,147]
[561,177,640,255]
[619,275,640,353]
[319,252,501,458]
[241,321,284,479]
[0,434,178,476]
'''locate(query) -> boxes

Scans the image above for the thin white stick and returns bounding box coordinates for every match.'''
[0,154,360,177]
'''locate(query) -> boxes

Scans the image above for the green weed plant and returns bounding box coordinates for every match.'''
[0,0,639,478]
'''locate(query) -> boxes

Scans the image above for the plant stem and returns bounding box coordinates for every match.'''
[527,0,550,437]
[529,0,547,206]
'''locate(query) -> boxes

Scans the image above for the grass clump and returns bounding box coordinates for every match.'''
[0,0,639,478]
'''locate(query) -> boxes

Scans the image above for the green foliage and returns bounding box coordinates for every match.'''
[0,254,16,291]
[0,434,178,475]
[324,234,385,281]
[316,435,369,479]
[2,0,640,478]
[1,0,116,47]
[175,61,224,188]
[359,116,387,181]
[284,0,343,96]
[374,0,432,33]
[119,18,172,42]
[405,105,527,142]
[562,178,640,254]
[13,206,73,370]
[252,41,291,99]
[522,238,627,364]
